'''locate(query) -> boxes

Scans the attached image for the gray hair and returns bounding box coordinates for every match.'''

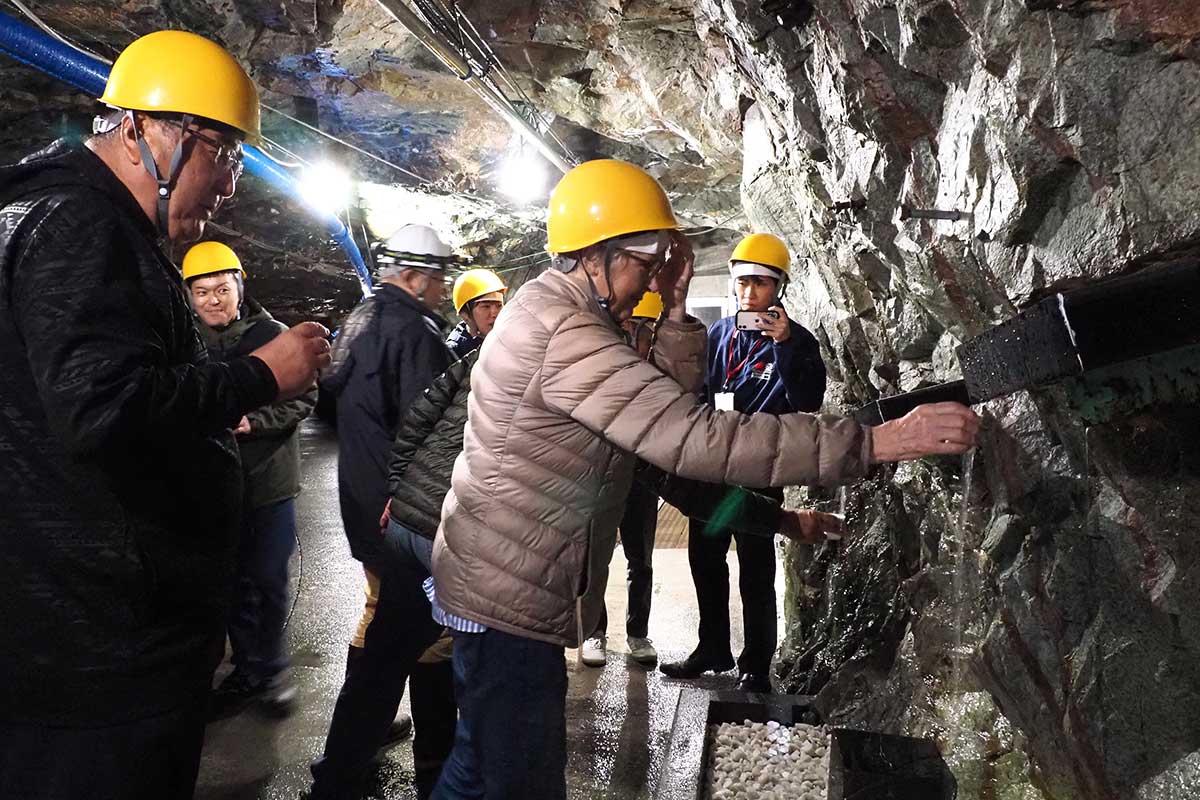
[550,254,578,272]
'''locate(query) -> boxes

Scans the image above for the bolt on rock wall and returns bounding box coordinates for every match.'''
[691,1,1200,798]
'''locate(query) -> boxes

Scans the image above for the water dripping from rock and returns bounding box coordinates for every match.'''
[947,448,976,756]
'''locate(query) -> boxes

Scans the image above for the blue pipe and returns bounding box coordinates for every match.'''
[243,149,373,296]
[0,11,374,297]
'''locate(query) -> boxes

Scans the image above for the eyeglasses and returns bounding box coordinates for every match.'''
[184,127,245,179]
[619,250,664,281]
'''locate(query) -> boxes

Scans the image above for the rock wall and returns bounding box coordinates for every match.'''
[685,1,1200,797]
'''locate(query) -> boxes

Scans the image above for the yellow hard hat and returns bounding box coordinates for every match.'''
[453,269,507,313]
[546,159,679,253]
[99,31,261,145]
[630,291,664,320]
[730,233,790,275]
[182,241,245,282]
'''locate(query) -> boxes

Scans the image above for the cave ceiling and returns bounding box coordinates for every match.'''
[0,0,749,323]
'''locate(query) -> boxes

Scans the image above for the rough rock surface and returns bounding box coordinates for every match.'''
[690,2,1200,799]
[3,1,1200,797]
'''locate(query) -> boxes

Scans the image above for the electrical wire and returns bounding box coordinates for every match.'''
[206,221,336,267]
[29,3,121,63]
[260,102,431,184]
[11,0,580,220]
[681,210,746,236]
[495,248,549,265]
[442,5,538,119]
[6,0,112,63]
[7,1,433,186]
[258,134,308,169]
[495,254,551,274]
[408,0,576,162]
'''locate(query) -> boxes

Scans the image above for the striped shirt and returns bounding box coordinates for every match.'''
[423,576,488,633]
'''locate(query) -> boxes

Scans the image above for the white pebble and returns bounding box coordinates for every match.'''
[703,720,829,799]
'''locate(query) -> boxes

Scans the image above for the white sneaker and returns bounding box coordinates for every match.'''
[581,636,607,667]
[627,636,658,665]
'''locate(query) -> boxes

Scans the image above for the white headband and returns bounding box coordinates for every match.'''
[615,231,663,255]
[730,261,784,281]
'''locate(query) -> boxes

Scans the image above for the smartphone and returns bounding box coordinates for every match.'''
[735,309,780,331]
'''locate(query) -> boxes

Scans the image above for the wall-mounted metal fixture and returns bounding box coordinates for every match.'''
[830,198,867,212]
[761,0,816,31]
[854,380,973,425]
[957,260,1200,402]
[900,206,973,222]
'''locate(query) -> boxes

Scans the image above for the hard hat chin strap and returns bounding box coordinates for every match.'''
[582,241,618,319]
[583,269,604,307]
[233,272,245,314]
[130,111,192,239]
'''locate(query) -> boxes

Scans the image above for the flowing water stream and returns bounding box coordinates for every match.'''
[951,448,976,671]
[945,448,977,760]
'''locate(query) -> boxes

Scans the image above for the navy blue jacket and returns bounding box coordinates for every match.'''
[321,284,451,568]
[446,319,483,360]
[702,316,827,414]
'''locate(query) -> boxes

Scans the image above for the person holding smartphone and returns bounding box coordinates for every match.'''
[660,232,826,694]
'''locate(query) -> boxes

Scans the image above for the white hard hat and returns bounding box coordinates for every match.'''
[376,224,462,273]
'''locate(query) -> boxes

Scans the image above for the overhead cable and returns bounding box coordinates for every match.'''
[373,0,576,173]
[7,1,431,186]
[6,0,110,63]
[260,102,430,184]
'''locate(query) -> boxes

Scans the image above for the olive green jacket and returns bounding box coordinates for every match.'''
[199,297,317,509]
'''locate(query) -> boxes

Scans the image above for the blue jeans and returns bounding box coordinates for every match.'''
[228,498,296,682]
[383,515,434,573]
[432,628,567,800]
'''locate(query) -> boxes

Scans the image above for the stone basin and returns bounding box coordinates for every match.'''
[654,688,957,800]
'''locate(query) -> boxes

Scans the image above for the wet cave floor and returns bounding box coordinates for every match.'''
[195,419,769,800]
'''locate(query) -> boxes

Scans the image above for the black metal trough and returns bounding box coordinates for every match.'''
[957,260,1200,402]
[654,688,956,800]
[850,260,1200,423]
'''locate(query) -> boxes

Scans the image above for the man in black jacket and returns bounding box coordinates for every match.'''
[183,241,317,716]
[309,223,459,799]
[0,32,330,800]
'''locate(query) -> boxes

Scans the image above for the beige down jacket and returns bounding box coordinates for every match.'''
[431,268,873,647]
